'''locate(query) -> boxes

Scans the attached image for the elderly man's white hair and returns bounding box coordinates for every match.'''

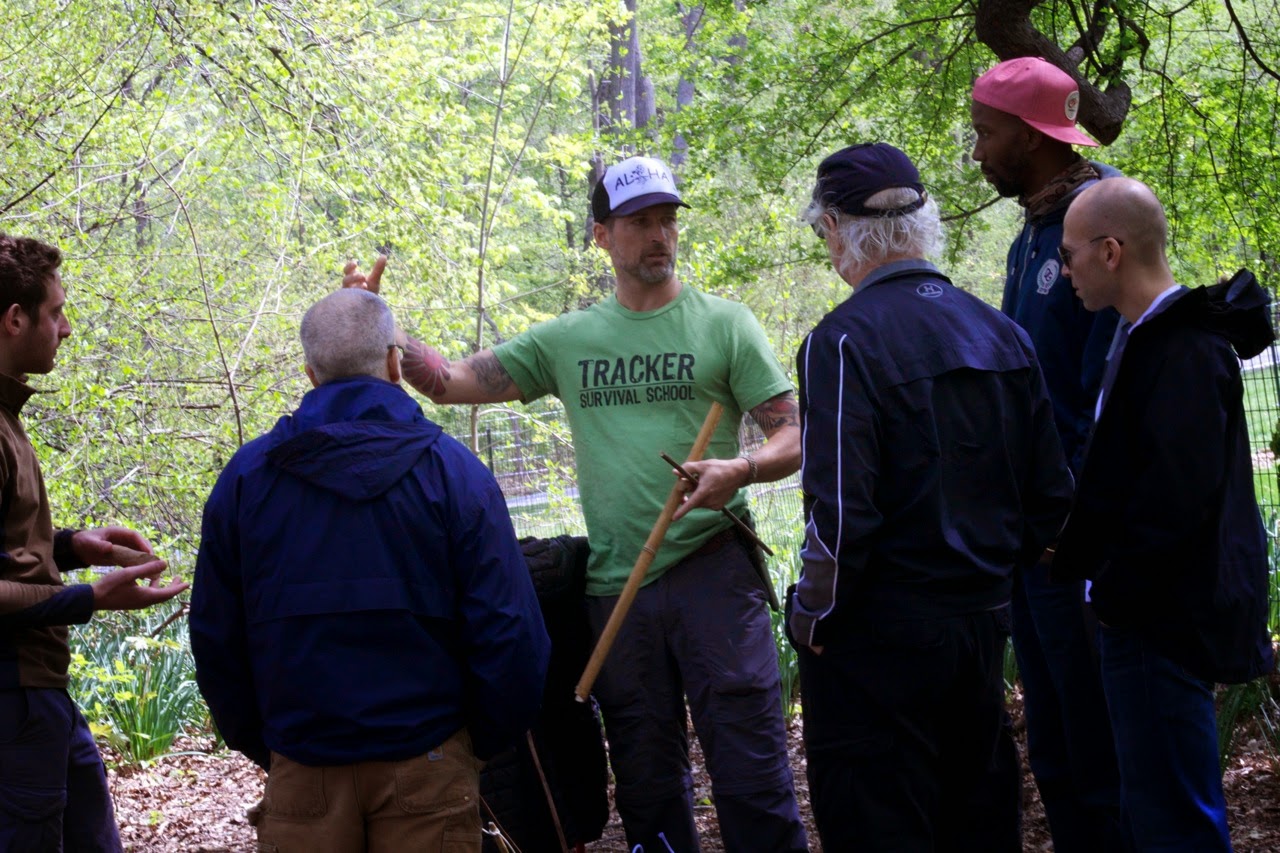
[300,288,397,385]
[802,187,945,283]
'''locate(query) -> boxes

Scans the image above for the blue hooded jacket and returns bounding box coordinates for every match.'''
[190,376,549,767]
[1001,161,1123,473]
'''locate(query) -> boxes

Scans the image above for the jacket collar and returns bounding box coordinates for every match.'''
[855,259,943,293]
[0,372,37,416]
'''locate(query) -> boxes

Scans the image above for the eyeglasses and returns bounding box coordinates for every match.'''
[388,343,405,355]
[1058,235,1124,267]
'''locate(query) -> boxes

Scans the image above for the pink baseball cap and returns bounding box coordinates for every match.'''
[973,57,1098,147]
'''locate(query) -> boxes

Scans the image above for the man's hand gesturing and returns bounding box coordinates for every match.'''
[342,254,388,293]
[92,562,189,611]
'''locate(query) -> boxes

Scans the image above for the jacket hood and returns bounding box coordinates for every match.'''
[1165,269,1275,360]
[264,376,442,500]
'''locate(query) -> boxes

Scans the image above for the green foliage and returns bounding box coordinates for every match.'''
[1217,678,1280,771]
[68,606,204,765]
[753,488,806,719]
[8,0,1279,555]
[769,545,803,719]
[1003,637,1020,697]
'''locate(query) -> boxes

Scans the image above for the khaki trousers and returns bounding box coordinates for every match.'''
[254,728,482,852]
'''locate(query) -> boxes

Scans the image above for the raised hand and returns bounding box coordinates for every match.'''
[342,254,388,293]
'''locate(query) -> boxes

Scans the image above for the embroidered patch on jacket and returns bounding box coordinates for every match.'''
[916,282,944,299]
[1036,260,1060,294]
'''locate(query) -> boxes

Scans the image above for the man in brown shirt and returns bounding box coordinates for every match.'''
[0,233,187,851]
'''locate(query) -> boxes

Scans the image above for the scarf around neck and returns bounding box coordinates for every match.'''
[1021,158,1101,219]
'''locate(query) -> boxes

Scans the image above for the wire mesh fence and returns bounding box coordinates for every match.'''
[422,398,806,546]
[1243,342,1280,635]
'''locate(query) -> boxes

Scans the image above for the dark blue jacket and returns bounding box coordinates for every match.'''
[190,377,549,768]
[1001,162,1123,473]
[1054,271,1276,684]
[790,262,1074,645]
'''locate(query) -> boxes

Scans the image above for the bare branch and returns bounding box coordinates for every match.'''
[1223,0,1280,85]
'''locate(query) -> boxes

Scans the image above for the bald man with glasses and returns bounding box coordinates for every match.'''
[1053,177,1275,852]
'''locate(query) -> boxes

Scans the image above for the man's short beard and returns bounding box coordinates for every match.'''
[634,258,674,284]
[987,174,1023,198]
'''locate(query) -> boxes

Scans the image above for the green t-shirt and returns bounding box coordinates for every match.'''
[493,286,792,596]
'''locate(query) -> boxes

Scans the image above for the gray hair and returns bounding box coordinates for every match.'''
[802,187,945,281]
[300,289,397,385]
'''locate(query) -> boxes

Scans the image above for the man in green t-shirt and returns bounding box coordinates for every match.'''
[345,156,806,853]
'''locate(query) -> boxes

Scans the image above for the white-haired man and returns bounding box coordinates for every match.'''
[789,142,1074,851]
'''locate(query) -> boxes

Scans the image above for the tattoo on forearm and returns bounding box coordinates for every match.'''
[401,338,453,398]
[470,352,516,395]
[750,392,801,434]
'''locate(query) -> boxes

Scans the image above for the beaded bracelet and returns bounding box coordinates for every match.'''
[739,452,758,485]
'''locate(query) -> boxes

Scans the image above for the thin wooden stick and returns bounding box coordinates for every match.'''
[658,452,774,556]
[526,731,570,853]
[108,544,159,567]
[574,402,724,702]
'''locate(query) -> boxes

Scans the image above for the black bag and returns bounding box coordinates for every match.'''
[480,535,609,851]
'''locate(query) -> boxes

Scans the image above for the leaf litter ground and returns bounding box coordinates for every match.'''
[109,695,1280,852]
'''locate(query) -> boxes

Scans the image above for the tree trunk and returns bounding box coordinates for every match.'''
[672,4,705,167]
[587,0,655,289]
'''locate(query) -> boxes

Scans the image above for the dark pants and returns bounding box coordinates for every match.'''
[798,608,1020,853]
[1010,563,1126,852]
[586,534,806,853]
[1099,625,1232,852]
[0,688,121,852]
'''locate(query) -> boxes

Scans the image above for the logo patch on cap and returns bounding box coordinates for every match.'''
[615,163,669,190]
[1064,91,1080,122]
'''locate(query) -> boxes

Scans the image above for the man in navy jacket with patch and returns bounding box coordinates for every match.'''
[190,288,549,851]
[971,56,1126,852]
[1053,178,1275,852]
[788,143,1074,851]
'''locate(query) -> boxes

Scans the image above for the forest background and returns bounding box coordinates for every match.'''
[3,0,1279,793]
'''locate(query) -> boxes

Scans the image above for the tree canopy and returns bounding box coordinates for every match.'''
[3,0,1276,564]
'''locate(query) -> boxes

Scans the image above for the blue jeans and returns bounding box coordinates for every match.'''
[0,688,121,852]
[1099,625,1231,852]
[1011,562,1126,852]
